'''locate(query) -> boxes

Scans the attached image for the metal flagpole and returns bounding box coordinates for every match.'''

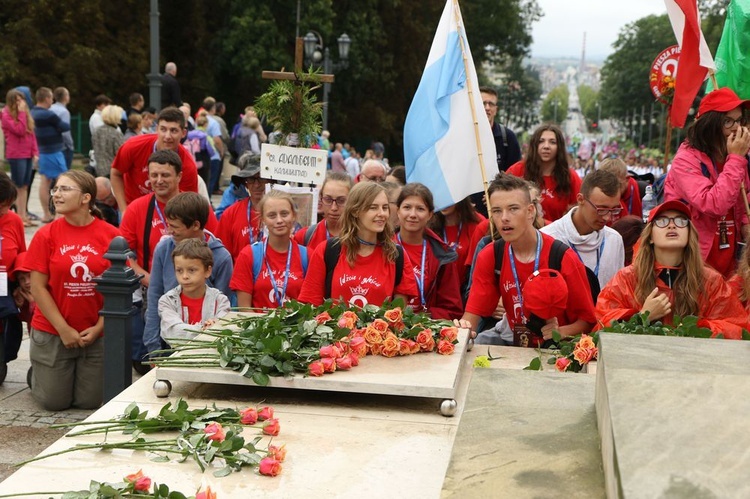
[451,0,496,239]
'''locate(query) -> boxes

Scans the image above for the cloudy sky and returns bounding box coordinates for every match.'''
[530,0,669,60]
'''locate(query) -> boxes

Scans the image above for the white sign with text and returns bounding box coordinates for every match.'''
[260,143,327,185]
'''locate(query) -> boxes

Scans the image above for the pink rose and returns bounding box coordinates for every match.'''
[321,357,337,373]
[555,357,571,372]
[259,457,282,477]
[349,336,368,357]
[268,444,287,462]
[408,339,420,355]
[124,470,151,493]
[337,311,358,329]
[195,486,217,499]
[416,330,436,352]
[383,307,403,323]
[315,311,332,324]
[439,327,458,342]
[204,422,225,442]
[336,356,353,370]
[258,406,274,421]
[348,327,365,338]
[437,340,455,355]
[240,407,258,425]
[308,360,325,377]
[263,418,281,436]
[371,318,390,333]
[348,352,360,366]
[319,344,342,359]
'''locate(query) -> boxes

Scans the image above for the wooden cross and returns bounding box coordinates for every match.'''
[261,37,335,133]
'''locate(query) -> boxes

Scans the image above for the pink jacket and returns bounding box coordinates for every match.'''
[664,142,749,259]
[1,107,38,159]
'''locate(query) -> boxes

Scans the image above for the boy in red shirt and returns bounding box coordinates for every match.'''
[157,239,230,346]
[462,174,595,347]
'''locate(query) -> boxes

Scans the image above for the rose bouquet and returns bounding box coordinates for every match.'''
[16,399,286,478]
[151,299,460,385]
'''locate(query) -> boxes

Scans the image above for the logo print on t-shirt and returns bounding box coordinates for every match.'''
[349,284,369,308]
[70,254,93,282]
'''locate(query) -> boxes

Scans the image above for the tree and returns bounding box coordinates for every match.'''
[541,85,568,123]
[577,84,599,130]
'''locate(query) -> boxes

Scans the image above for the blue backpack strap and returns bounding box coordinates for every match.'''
[251,242,264,283]
[299,244,309,274]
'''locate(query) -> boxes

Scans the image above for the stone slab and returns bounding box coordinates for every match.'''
[596,333,750,498]
[442,369,604,498]
[155,330,472,402]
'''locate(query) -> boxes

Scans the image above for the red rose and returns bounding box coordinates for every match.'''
[258,406,274,421]
[349,336,368,357]
[315,311,332,324]
[268,444,287,462]
[124,470,151,493]
[240,407,258,425]
[437,340,455,355]
[439,327,458,342]
[383,307,403,323]
[348,352,360,366]
[204,422,225,442]
[416,330,436,352]
[263,418,281,436]
[336,356,353,370]
[308,360,325,377]
[259,457,282,477]
[371,318,390,333]
[555,357,571,372]
[319,344,342,359]
[399,338,412,356]
[321,357,337,373]
[195,486,217,499]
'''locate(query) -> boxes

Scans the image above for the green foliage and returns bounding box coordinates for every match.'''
[541,85,569,123]
[600,313,715,338]
[577,84,600,130]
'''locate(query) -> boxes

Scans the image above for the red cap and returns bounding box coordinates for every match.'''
[697,87,750,117]
[522,269,568,320]
[647,200,691,224]
[13,252,31,273]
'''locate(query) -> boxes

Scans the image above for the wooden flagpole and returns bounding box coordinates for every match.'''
[451,0,496,240]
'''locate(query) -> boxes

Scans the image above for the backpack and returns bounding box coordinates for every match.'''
[492,238,600,305]
[658,160,714,205]
[323,238,404,299]
[251,242,308,283]
[303,223,318,246]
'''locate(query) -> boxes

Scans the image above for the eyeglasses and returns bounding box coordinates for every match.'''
[584,198,622,217]
[321,196,347,207]
[50,185,82,195]
[482,101,498,108]
[653,216,689,228]
[245,176,267,185]
[722,116,747,129]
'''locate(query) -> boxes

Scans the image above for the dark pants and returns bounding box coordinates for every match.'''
[209,158,222,193]
[63,148,74,169]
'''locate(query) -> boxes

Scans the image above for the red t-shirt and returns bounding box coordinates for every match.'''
[111,134,199,204]
[179,292,205,325]
[216,198,261,261]
[506,161,582,222]
[0,211,27,276]
[27,217,120,335]
[120,194,219,270]
[230,241,307,308]
[293,221,331,253]
[622,177,642,219]
[465,232,596,329]
[298,243,418,307]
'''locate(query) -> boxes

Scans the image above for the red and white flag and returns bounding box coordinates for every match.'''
[664,0,716,127]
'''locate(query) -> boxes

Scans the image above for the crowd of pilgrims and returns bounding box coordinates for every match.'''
[3,86,750,412]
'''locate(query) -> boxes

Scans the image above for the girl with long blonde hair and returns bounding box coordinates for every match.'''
[596,200,747,337]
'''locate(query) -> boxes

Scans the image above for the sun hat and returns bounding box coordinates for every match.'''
[697,87,750,117]
[230,153,261,186]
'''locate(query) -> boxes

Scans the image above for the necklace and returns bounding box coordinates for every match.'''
[357,237,379,246]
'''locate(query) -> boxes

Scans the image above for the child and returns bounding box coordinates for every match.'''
[158,239,230,347]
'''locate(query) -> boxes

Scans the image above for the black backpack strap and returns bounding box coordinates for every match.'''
[324,238,342,299]
[142,194,156,273]
[394,245,404,288]
[548,239,569,271]
[493,238,506,277]
[304,223,318,246]
[499,124,508,147]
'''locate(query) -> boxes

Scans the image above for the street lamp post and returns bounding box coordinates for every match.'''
[304,31,351,131]
[147,0,161,110]
[553,99,559,122]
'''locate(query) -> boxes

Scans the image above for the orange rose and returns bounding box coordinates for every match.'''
[577,334,595,350]
[555,357,571,372]
[124,470,151,493]
[204,422,225,442]
[573,345,597,365]
[371,318,390,333]
[398,338,412,356]
[333,341,350,354]
[437,340,455,355]
[408,339,420,355]
[348,327,365,338]
[308,360,325,377]
[259,457,282,477]
[369,343,383,356]
[268,444,287,462]
[363,326,384,346]
[439,327,458,342]
[263,418,281,436]
[392,320,405,332]
[315,312,332,324]
[416,330,436,352]
[337,311,358,329]
[383,307,403,323]
[319,345,342,359]
[349,336,368,357]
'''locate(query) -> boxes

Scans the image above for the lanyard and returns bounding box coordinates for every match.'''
[246,200,257,245]
[568,235,605,277]
[442,222,462,250]
[264,240,292,305]
[398,234,427,308]
[627,184,633,214]
[324,220,331,241]
[507,231,542,322]
[153,198,167,229]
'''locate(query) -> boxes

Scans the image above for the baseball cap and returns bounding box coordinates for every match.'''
[697,87,750,117]
[647,200,691,224]
[12,252,31,279]
[231,153,261,186]
[522,269,569,320]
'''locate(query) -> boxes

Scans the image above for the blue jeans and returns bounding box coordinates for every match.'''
[209,158,222,193]
[7,158,33,187]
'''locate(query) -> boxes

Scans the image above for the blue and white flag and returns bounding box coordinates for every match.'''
[404,0,498,211]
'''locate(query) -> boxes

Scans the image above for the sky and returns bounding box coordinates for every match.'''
[530,0,669,60]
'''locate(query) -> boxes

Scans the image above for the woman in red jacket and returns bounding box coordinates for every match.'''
[596,200,747,337]
[1,89,38,226]
[395,183,462,319]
